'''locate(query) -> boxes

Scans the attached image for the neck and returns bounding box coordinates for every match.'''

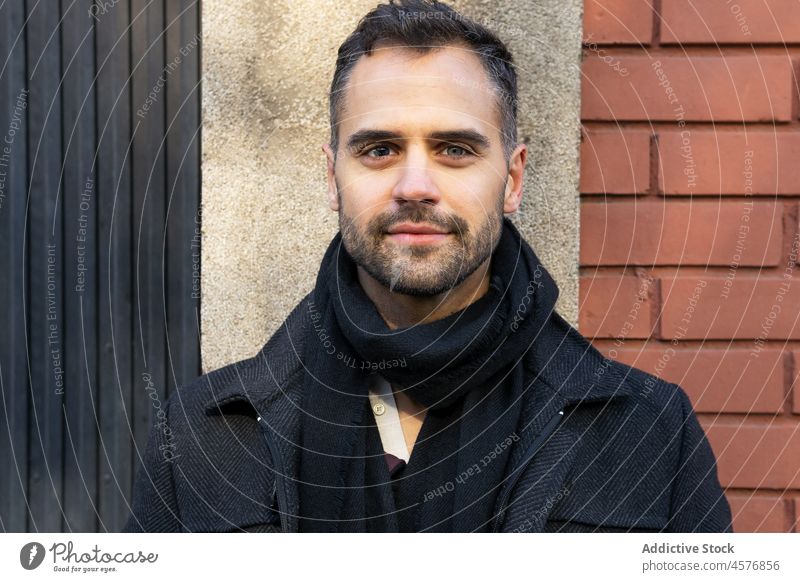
[356,259,492,330]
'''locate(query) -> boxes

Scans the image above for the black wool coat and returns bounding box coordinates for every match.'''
[122,294,733,533]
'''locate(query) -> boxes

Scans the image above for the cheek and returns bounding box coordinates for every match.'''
[442,175,503,218]
[340,189,378,222]
[338,168,396,216]
[339,191,386,232]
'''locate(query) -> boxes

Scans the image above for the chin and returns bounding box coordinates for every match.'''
[385,281,455,297]
[362,263,454,297]
[385,268,475,297]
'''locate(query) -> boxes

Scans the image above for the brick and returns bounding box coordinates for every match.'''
[580,200,781,266]
[582,56,793,122]
[704,420,800,489]
[579,274,655,338]
[579,130,650,194]
[606,348,784,413]
[791,352,800,414]
[659,276,800,340]
[584,0,653,45]
[726,494,788,533]
[659,131,800,195]
[662,0,800,45]
[794,498,800,532]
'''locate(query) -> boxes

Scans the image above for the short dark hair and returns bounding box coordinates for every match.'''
[329,0,518,161]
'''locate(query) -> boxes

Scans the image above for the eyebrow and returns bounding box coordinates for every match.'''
[345,129,492,154]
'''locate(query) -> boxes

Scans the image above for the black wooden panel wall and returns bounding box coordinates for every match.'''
[0,0,201,532]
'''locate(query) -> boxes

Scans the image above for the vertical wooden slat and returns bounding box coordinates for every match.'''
[61,0,98,532]
[130,0,167,458]
[1,0,200,533]
[26,0,65,532]
[0,0,30,533]
[96,0,134,533]
[165,0,201,395]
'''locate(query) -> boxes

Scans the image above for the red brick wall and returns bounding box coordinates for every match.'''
[580,0,800,533]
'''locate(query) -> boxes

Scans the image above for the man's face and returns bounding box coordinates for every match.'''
[324,44,526,296]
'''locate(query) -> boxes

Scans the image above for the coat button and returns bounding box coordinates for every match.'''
[373,402,386,416]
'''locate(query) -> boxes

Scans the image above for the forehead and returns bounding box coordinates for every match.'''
[339,44,503,137]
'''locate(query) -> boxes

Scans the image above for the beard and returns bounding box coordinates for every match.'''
[338,190,505,297]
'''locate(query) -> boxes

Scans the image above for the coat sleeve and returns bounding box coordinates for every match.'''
[666,385,733,532]
[122,394,182,532]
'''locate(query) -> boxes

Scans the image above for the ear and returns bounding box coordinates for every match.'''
[503,143,527,215]
[322,143,339,211]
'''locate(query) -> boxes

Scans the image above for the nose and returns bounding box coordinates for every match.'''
[391,151,442,206]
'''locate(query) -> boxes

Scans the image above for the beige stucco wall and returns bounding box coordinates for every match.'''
[200,0,583,372]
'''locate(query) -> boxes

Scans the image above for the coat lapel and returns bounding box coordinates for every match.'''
[496,311,636,532]
[253,378,304,533]
[491,372,573,532]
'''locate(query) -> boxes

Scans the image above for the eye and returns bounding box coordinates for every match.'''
[442,144,470,157]
[365,145,394,158]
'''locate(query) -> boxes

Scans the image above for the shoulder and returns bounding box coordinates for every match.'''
[522,313,718,530]
[540,310,691,423]
[587,343,694,442]
[135,295,312,531]
[166,291,313,419]
[149,292,312,479]
[582,351,698,473]
[608,356,690,418]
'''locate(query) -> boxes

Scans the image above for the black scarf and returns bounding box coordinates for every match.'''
[298,217,560,532]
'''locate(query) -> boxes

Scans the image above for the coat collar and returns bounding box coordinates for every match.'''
[202,297,635,416]
[202,294,313,416]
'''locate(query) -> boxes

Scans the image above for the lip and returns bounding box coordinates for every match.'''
[385,222,450,235]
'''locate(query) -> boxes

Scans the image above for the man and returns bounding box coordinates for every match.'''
[123,0,732,533]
